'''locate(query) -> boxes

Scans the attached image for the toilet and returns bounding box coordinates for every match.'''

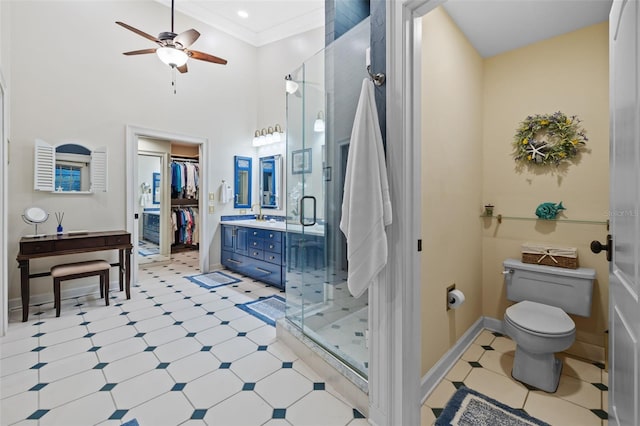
[502,258,596,392]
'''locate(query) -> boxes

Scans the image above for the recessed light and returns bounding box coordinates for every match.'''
[237,10,249,18]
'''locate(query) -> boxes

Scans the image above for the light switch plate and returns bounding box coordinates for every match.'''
[208,206,214,214]
[209,192,214,201]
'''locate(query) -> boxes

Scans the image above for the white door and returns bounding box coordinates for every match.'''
[607,1,640,425]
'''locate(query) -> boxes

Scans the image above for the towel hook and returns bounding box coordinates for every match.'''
[367,65,386,87]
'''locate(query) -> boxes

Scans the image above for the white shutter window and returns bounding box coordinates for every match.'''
[34,139,55,191]
[91,147,107,192]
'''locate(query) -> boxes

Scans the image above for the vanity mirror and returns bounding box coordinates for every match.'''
[34,139,107,193]
[259,155,282,209]
[234,156,252,209]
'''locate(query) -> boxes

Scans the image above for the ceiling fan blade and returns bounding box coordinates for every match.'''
[122,48,157,56]
[177,64,188,74]
[116,21,161,44]
[174,29,200,49]
[188,50,228,65]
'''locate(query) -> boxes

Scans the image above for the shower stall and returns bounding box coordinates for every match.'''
[283,19,371,381]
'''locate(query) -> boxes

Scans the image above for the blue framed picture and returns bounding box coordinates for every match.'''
[152,172,160,205]
[292,148,312,174]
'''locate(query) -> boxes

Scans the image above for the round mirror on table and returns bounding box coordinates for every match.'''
[22,207,49,237]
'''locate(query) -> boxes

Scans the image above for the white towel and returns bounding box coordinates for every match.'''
[340,78,392,298]
[220,182,233,204]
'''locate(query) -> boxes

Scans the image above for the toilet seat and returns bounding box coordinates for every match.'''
[505,300,575,336]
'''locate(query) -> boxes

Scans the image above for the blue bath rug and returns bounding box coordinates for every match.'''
[436,386,550,426]
[237,295,286,326]
[122,419,139,426]
[138,241,159,256]
[187,271,241,289]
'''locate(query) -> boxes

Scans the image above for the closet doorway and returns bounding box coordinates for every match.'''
[125,126,210,286]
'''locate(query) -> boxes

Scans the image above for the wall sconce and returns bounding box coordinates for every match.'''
[314,111,325,133]
[285,74,299,94]
[253,124,285,147]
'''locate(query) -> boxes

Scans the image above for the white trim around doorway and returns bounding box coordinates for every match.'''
[125,125,209,284]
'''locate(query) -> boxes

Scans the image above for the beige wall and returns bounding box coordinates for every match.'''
[421,13,609,375]
[421,7,484,375]
[482,22,610,362]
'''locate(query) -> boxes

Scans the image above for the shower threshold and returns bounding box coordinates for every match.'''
[276,318,369,417]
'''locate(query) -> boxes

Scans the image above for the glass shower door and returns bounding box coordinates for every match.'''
[285,19,371,379]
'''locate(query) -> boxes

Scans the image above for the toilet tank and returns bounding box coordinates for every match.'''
[503,258,596,317]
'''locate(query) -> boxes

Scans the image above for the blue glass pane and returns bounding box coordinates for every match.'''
[55,166,81,191]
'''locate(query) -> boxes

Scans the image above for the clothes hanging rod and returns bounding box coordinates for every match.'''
[367,65,385,87]
[171,156,199,163]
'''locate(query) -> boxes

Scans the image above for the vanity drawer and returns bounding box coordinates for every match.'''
[263,230,282,242]
[106,234,131,246]
[264,252,282,265]
[264,240,281,254]
[248,238,264,250]
[248,262,281,286]
[222,250,248,271]
[20,241,55,255]
[249,229,262,238]
[249,248,264,260]
[55,237,106,251]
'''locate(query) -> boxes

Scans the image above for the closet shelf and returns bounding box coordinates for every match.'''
[481,214,608,226]
[171,198,199,206]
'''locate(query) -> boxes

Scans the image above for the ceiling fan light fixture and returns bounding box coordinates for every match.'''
[157,47,188,67]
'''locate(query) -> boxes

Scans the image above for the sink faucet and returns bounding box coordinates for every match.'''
[251,203,264,221]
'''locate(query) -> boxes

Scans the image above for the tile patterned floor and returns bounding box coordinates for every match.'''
[137,240,170,265]
[421,330,609,426]
[0,252,368,426]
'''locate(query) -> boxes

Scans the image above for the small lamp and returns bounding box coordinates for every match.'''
[285,74,299,94]
[314,111,325,133]
[252,130,261,147]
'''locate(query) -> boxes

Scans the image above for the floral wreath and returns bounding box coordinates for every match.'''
[512,111,588,166]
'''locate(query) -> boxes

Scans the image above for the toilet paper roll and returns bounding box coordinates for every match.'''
[448,289,466,309]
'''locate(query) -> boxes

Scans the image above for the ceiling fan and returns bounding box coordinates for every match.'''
[116,0,227,74]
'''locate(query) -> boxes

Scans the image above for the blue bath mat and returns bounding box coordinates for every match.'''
[187,271,241,289]
[436,386,550,426]
[237,295,286,326]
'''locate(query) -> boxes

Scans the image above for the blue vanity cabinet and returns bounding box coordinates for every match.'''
[142,212,160,244]
[222,225,248,255]
[221,224,285,289]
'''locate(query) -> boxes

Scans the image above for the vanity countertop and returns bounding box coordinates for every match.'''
[220,219,325,236]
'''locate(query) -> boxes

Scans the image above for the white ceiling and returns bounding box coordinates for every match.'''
[157,0,611,53]
[443,0,613,58]
[155,0,324,47]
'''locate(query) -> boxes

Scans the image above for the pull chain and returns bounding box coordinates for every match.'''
[171,66,177,94]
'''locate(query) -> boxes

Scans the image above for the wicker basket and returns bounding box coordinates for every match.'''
[521,243,579,269]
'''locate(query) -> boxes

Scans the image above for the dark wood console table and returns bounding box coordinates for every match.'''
[16,230,132,322]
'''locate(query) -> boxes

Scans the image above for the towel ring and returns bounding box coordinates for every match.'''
[367,65,386,87]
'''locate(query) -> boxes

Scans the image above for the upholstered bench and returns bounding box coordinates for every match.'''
[51,260,111,317]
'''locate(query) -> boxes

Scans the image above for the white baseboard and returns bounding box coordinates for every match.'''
[8,279,122,311]
[420,316,503,404]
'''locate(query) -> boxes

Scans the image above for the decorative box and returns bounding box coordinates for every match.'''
[521,243,578,269]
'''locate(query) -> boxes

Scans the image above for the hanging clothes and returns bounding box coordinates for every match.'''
[172,207,199,247]
[171,159,199,199]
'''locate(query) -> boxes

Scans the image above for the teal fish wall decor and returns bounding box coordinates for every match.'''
[535,202,565,220]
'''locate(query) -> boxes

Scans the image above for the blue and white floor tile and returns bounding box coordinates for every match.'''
[1,252,367,426]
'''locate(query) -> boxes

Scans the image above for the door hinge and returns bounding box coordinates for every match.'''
[417,239,422,252]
